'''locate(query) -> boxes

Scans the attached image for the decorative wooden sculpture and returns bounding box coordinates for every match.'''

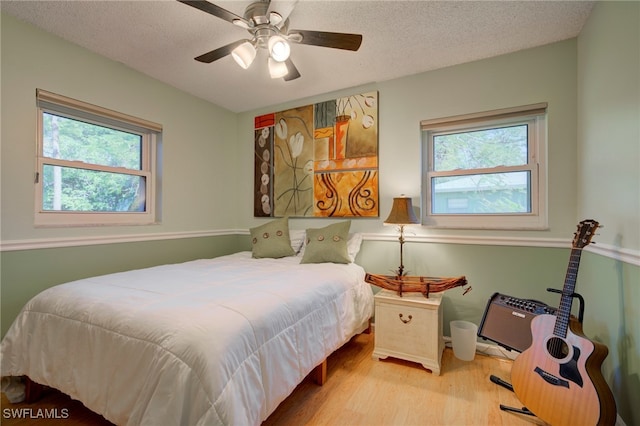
[365,273,470,298]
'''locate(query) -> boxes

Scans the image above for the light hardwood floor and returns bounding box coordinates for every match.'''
[1,332,546,425]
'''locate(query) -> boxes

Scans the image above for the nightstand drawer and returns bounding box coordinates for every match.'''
[376,302,432,356]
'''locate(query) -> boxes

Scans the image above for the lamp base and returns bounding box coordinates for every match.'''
[393,266,406,277]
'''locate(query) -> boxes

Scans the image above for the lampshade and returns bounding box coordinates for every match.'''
[268,57,288,78]
[384,196,419,225]
[268,35,290,62]
[231,41,256,69]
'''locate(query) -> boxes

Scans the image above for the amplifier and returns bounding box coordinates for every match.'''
[477,292,556,353]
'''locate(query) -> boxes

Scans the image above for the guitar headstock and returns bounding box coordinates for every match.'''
[572,219,600,249]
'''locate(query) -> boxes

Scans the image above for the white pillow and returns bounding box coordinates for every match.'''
[297,232,363,262]
[289,229,306,254]
[347,232,363,262]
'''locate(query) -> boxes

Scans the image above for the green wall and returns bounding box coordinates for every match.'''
[577,1,640,252]
[1,2,639,424]
[358,240,570,323]
[237,40,580,240]
[0,14,241,243]
[1,235,243,337]
[578,252,640,425]
[575,4,640,422]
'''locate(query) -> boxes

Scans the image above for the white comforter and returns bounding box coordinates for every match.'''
[1,252,374,425]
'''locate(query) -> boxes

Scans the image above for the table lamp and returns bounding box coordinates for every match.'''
[384,195,420,276]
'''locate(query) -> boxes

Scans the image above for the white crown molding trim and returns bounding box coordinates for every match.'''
[0,230,243,252]
[2,230,638,266]
[362,233,640,266]
[584,243,640,267]
[364,232,569,248]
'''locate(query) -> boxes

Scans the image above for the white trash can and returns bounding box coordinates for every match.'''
[450,320,478,361]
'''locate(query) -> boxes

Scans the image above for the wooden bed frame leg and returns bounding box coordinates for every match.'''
[24,376,46,403]
[311,359,327,386]
[309,320,372,387]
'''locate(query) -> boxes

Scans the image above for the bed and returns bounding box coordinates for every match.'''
[1,223,374,425]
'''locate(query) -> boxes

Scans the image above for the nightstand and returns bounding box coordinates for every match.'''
[372,289,444,375]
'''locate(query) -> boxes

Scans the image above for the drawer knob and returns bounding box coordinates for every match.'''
[398,313,413,324]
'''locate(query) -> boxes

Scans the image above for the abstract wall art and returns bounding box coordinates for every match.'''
[254,91,379,218]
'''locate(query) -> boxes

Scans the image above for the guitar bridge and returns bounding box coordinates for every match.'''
[534,367,570,388]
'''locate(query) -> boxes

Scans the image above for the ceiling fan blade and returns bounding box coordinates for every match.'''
[177,0,251,27]
[288,30,362,51]
[283,58,301,81]
[195,39,247,63]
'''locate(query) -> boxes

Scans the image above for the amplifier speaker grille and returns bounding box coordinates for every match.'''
[477,292,555,353]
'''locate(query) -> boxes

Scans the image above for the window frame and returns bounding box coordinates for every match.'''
[421,103,548,230]
[34,89,162,227]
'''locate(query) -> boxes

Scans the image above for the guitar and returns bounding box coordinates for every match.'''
[511,220,617,426]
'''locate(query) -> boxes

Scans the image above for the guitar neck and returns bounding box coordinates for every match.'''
[553,247,583,338]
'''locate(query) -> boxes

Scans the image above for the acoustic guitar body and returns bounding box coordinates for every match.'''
[511,314,616,426]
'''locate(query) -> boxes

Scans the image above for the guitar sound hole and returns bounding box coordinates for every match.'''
[546,337,569,359]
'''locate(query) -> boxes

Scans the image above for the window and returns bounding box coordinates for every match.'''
[35,89,162,226]
[422,103,547,229]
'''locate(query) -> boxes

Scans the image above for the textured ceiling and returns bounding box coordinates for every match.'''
[1,0,594,112]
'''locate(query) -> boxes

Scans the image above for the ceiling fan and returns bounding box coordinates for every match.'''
[178,0,363,81]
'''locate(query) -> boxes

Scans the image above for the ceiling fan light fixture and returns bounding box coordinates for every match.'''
[231,41,257,69]
[268,57,288,78]
[268,11,283,26]
[232,19,251,30]
[179,0,364,82]
[268,35,290,62]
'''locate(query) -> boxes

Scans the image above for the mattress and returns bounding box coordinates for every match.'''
[1,252,374,425]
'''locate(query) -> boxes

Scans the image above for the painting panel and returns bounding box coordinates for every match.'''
[272,105,314,217]
[314,170,379,217]
[253,115,274,217]
[254,91,379,217]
